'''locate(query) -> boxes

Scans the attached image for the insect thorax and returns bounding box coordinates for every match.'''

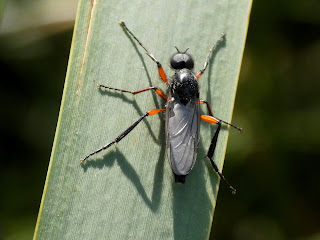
[170,69,199,105]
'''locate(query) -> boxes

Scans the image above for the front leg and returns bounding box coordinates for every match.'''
[196,33,226,79]
[120,21,168,83]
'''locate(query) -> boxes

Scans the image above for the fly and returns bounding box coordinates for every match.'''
[81,21,242,194]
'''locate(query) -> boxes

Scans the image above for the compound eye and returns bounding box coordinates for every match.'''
[184,54,194,69]
[170,54,184,69]
[170,53,194,70]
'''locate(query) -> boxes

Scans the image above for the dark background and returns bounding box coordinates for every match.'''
[1,0,319,239]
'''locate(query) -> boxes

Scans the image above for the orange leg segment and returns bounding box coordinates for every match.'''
[158,66,167,83]
[199,100,213,116]
[200,115,219,124]
[200,100,242,132]
[148,108,166,116]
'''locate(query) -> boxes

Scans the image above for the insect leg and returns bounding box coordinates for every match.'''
[98,84,167,101]
[200,101,242,132]
[199,100,213,116]
[81,108,166,163]
[200,115,237,194]
[196,33,226,79]
[120,21,168,83]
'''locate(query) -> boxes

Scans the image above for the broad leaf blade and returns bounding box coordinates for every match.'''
[34,0,252,239]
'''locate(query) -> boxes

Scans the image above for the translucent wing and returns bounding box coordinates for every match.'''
[166,98,200,176]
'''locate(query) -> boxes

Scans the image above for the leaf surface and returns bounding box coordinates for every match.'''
[34,0,252,239]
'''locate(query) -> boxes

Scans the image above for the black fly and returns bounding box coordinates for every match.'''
[81,21,242,194]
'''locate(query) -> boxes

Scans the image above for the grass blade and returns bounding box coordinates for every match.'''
[34,0,252,239]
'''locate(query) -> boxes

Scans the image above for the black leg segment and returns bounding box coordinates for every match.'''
[196,33,226,79]
[207,122,237,194]
[98,84,167,101]
[119,21,168,83]
[81,109,165,163]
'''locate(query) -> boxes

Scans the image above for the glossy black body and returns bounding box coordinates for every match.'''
[166,55,200,183]
[170,69,199,105]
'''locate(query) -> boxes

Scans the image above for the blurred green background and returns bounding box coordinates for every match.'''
[0,0,319,239]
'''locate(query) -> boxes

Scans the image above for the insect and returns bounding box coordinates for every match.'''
[81,21,242,194]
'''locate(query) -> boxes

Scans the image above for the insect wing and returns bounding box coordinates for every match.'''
[166,99,200,176]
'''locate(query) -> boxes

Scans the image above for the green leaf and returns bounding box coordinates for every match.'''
[34,0,252,239]
[0,0,7,22]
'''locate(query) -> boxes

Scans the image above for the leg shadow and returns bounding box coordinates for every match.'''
[81,132,166,212]
[172,138,219,240]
